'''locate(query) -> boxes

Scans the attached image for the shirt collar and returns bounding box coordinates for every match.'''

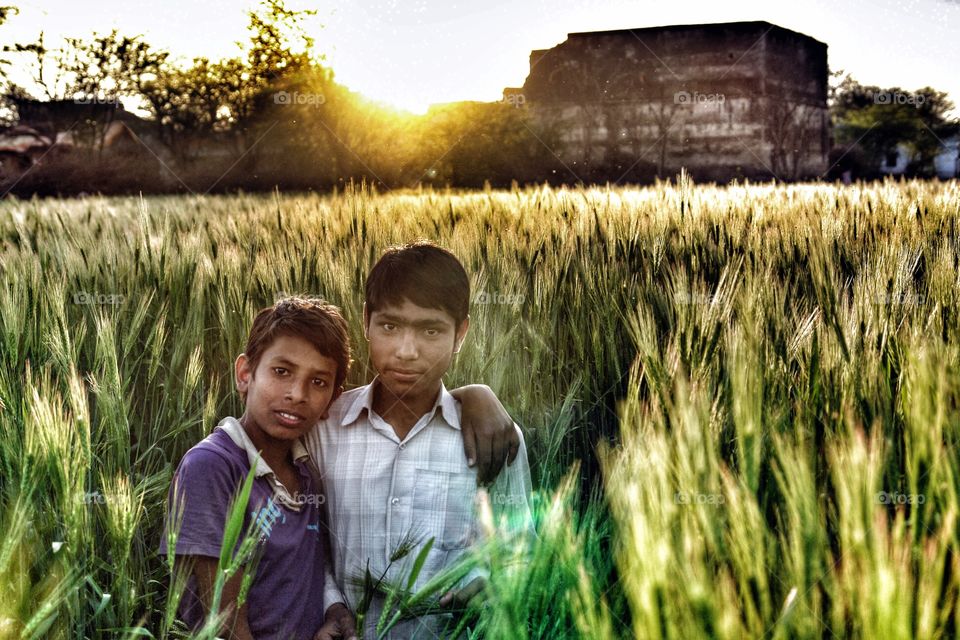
[217,416,310,478]
[340,377,461,431]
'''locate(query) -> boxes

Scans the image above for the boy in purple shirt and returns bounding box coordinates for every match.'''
[161,418,332,638]
[161,297,519,639]
[161,298,350,639]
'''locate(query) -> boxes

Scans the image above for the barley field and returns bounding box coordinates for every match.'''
[1,177,959,639]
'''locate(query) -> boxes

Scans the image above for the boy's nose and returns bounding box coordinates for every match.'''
[396,331,419,359]
[285,380,308,401]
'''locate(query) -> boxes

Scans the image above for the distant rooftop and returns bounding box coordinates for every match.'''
[565,20,826,47]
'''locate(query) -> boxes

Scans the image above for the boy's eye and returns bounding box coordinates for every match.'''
[273,367,288,376]
[424,328,439,337]
[313,378,328,387]
[382,323,397,332]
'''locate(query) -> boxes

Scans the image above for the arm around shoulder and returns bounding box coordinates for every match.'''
[451,384,520,484]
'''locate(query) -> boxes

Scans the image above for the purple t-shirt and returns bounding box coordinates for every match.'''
[159,428,327,639]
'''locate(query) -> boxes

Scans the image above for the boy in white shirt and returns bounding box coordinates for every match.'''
[307,242,533,639]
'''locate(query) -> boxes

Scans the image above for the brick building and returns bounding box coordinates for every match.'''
[505,21,829,182]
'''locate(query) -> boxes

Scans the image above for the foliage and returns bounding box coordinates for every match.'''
[831,75,959,177]
[0,178,959,638]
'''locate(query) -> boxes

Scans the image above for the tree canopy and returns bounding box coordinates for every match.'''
[830,74,958,177]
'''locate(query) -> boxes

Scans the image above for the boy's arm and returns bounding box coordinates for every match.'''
[442,423,534,608]
[322,564,348,619]
[450,384,520,485]
[191,555,256,640]
[161,447,258,639]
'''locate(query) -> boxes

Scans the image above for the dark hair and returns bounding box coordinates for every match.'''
[243,297,352,394]
[365,241,470,326]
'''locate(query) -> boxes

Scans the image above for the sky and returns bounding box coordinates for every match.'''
[1,0,958,115]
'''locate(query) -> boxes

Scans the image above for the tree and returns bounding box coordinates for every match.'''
[0,5,18,76]
[59,30,167,102]
[139,57,244,164]
[763,99,823,180]
[229,0,323,172]
[831,75,959,177]
[4,29,168,151]
[0,5,20,125]
[60,30,167,151]
[411,101,563,187]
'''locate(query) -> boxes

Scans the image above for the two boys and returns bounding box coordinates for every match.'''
[162,242,532,639]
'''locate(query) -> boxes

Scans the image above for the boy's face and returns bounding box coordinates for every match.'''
[364,298,469,402]
[235,334,340,442]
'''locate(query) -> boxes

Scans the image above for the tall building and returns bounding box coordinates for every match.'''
[504,21,829,182]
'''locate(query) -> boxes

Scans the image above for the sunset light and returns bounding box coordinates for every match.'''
[1,0,957,115]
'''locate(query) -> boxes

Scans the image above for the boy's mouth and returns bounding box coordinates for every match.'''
[274,410,306,427]
[387,369,423,382]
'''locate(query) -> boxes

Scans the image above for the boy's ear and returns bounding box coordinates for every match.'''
[235,353,253,396]
[453,315,470,354]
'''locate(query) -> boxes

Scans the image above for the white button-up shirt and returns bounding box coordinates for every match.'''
[304,380,533,639]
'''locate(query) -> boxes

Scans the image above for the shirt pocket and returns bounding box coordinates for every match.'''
[411,468,477,551]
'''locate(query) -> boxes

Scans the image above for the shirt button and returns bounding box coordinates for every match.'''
[391,497,399,506]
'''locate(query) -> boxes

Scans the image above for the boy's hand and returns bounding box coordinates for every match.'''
[453,384,520,485]
[314,603,358,640]
[439,577,487,609]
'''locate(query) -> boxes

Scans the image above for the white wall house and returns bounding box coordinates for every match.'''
[880,136,959,178]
